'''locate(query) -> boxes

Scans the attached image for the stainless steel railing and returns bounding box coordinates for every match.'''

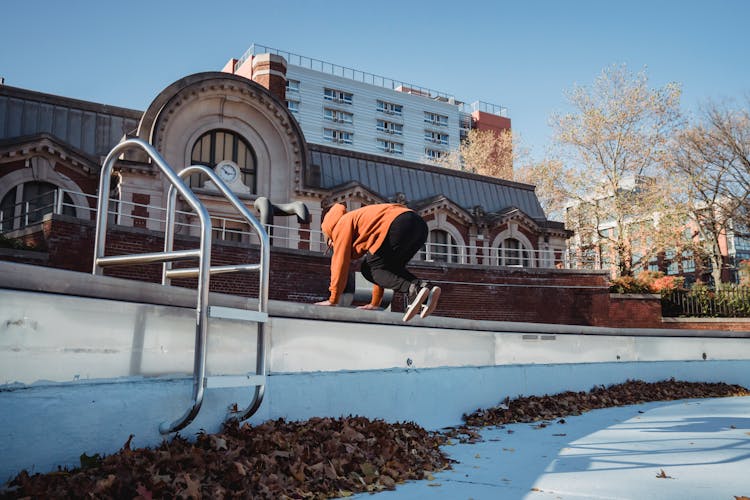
[92,138,270,434]
[164,164,270,427]
[6,184,607,271]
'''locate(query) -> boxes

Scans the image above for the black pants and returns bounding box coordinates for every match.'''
[360,211,428,293]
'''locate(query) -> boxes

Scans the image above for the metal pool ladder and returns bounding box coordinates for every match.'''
[92,138,270,434]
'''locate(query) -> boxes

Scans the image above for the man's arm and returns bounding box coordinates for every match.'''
[325,222,354,305]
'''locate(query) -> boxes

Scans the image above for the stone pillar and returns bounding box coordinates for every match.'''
[251,54,287,102]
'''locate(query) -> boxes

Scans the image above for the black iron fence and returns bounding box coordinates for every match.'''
[662,287,750,317]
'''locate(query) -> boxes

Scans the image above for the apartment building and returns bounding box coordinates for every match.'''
[224,44,510,164]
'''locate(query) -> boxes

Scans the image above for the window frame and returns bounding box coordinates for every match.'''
[499,237,530,267]
[324,108,354,125]
[323,128,354,144]
[189,129,257,192]
[376,99,403,116]
[286,99,299,113]
[324,88,353,105]
[376,138,404,155]
[424,111,448,127]
[424,130,449,145]
[421,229,459,263]
[376,119,403,135]
[0,181,75,231]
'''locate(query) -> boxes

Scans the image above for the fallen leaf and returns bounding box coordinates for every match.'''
[210,435,227,451]
[134,483,153,500]
[122,434,135,451]
[656,469,673,479]
[379,474,396,489]
[93,474,116,494]
[232,461,246,477]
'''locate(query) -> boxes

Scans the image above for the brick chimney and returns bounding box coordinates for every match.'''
[250,53,287,102]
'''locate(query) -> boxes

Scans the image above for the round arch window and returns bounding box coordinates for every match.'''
[421,229,459,263]
[189,130,257,192]
[1,181,75,231]
[499,237,530,267]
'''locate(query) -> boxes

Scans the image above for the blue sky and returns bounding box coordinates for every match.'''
[1,0,748,159]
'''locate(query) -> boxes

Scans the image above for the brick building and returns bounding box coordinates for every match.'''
[0,46,585,322]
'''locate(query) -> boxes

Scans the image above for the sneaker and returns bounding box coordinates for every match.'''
[420,286,442,318]
[407,280,429,300]
[403,286,430,322]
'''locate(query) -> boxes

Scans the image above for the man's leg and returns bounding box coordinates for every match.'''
[364,212,428,293]
[364,212,441,321]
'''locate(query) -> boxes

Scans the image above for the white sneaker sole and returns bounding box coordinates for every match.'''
[420,286,441,318]
[403,287,430,322]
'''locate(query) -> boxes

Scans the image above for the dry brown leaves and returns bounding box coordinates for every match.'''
[2,417,450,499]
[463,379,750,427]
[3,379,748,499]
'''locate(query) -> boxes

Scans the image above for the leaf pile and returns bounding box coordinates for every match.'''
[3,379,749,498]
[2,416,450,499]
[464,379,750,427]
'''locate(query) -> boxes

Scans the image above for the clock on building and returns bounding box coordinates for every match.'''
[215,160,240,185]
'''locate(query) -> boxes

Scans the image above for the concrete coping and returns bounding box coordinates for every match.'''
[2,260,749,339]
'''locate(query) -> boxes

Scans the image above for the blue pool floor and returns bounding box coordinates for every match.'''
[358,396,750,499]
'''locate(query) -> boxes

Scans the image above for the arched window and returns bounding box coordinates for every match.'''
[422,229,459,263]
[189,130,257,192]
[499,237,530,267]
[0,181,75,231]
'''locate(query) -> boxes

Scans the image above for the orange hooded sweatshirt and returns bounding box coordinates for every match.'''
[321,203,410,305]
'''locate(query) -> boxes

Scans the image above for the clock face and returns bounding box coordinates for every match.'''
[216,161,239,185]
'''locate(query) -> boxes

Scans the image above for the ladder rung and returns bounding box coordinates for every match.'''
[209,306,268,323]
[97,249,200,267]
[205,374,265,389]
[165,263,262,279]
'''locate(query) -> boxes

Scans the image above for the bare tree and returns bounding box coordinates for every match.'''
[671,98,750,285]
[553,64,683,276]
[514,157,569,219]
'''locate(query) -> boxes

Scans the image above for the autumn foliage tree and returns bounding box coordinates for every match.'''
[553,64,684,276]
[432,128,516,180]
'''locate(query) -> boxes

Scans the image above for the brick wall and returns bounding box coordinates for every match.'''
[9,220,749,331]
[605,294,663,328]
[661,319,750,332]
[4,216,611,325]
[605,294,750,332]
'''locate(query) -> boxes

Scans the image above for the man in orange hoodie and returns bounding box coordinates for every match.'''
[315,203,441,321]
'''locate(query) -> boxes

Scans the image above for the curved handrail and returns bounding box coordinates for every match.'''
[164,165,270,424]
[92,138,212,435]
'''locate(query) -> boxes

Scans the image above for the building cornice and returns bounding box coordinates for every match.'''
[0,133,99,174]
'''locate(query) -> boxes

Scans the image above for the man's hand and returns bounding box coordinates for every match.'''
[315,300,336,306]
[356,304,380,310]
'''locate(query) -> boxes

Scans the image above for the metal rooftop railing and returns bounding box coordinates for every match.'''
[236,44,509,118]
